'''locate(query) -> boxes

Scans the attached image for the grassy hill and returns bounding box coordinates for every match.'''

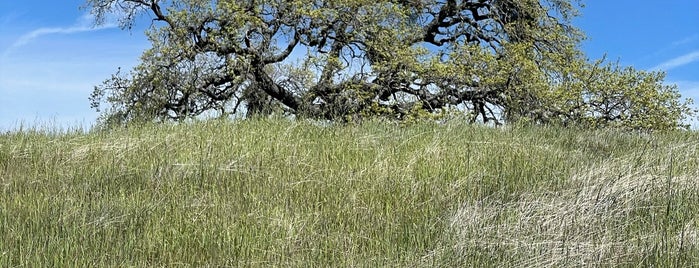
[1,119,698,267]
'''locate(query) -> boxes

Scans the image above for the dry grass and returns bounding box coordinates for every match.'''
[449,141,699,267]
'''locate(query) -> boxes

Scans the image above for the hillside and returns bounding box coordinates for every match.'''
[1,119,698,266]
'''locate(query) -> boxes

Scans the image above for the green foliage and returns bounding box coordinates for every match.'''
[552,59,695,130]
[85,0,695,130]
[501,50,696,130]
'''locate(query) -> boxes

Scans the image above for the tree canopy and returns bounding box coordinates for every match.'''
[86,0,695,130]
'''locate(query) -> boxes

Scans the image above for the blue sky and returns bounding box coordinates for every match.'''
[1,1,698,130]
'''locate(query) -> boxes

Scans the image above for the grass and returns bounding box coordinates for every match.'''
[0,119,698,267]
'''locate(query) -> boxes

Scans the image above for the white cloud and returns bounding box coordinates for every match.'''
[651,51,699,71]
[671,34,699,47]
[4,12,119,54]
[0,8,144,131]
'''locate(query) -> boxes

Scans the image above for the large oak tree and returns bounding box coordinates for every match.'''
[87,0,695,130]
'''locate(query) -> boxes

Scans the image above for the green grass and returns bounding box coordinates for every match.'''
[1,119,698,267]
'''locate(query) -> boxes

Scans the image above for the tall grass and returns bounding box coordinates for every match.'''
[0,119,697,266]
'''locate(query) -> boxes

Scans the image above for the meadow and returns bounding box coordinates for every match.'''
[0,119,698,267]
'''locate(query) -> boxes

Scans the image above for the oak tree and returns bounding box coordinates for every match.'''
[86,0,695,130]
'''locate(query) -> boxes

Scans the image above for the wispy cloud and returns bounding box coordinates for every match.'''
[5,12,118,53]
[651,51,699,71]
[636,34,699,67]
[671,34,699,47]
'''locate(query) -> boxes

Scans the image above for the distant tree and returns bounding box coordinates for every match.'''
[86,0,695,130]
